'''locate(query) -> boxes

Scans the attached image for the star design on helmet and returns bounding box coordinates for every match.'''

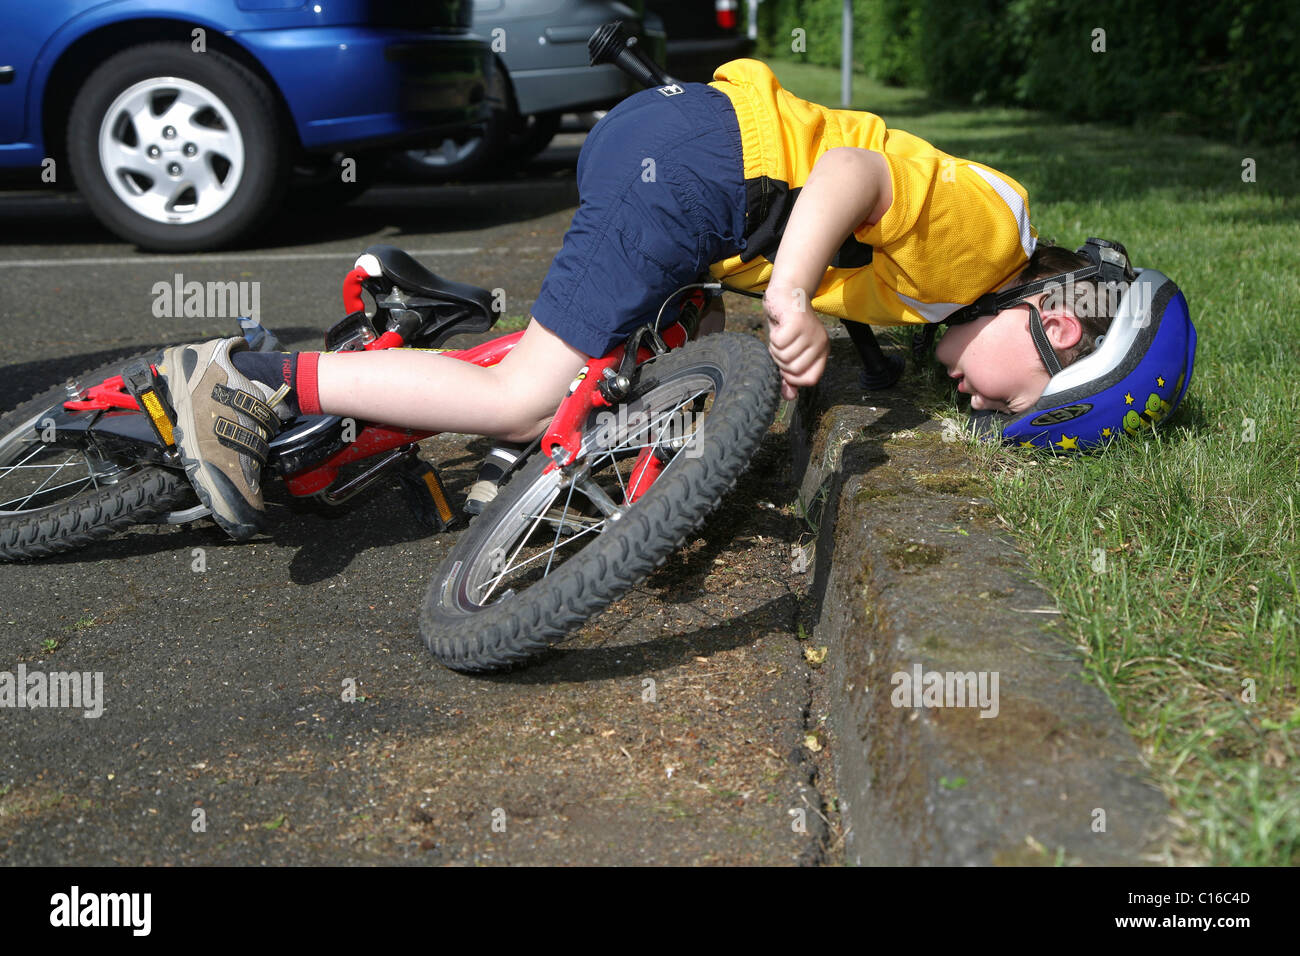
[1102,427,1113,437]
[1055,434,1079,450]
[1124,392,1134,405]
[1157,376,1166,387]
[1019,439,1036,447]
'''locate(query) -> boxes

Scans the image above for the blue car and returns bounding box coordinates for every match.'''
[0,1,494,251]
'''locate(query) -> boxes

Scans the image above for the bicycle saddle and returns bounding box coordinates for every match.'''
[357,244,497,323]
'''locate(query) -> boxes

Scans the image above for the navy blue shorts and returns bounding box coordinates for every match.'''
[531,83,749,357]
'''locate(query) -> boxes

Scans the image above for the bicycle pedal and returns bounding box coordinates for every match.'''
[396,458,457,532]
[120,359,178,450]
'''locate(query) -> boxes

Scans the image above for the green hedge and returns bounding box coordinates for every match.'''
[755,0,923,87]
[753,0,1298,144]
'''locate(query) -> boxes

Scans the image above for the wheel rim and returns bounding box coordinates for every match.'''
[97,76,246,225]
[404,134,484,169]
[0,405,133,516]
[450,367,722,612]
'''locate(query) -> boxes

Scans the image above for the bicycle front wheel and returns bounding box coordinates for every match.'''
[419,332,781,672]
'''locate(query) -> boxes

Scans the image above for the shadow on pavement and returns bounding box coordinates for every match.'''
[477,591,801,685]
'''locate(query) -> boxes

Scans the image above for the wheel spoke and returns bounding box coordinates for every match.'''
[159,88,203,130]
[599,389,709,457]
[11,453,80,511]
[607,450,629,500]
[0,472,98,511]
[0,421,128,512]
[81,449,101,491]
[101,138,152,184]
[572,475,624,519]
[188,125,243,167]
[477,485,562,604]
[542,470,582,578]
[157,179,196,217]
[477,515,608,599]
[439,139,462,162]
[518,509,604,530]
[124,95,163,145]
[0,442,49,482]
[178,161,219,215]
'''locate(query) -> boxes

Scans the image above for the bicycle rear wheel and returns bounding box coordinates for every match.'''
[419,332,780,671]
[0,353,194,560]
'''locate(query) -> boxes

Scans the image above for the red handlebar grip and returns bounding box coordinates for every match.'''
[342,267,369,314]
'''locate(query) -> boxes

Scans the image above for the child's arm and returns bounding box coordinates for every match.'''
[764,147,892,399]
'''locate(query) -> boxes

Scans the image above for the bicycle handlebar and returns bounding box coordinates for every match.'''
[588,20,677,89]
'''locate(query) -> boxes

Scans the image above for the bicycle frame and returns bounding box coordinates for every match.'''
[58,263,696,510]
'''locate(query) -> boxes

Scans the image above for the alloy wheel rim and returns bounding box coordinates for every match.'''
[97,76,246,225]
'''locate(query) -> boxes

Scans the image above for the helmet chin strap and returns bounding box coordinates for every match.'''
[926,239,1135,385]
[1026,303,1062,376]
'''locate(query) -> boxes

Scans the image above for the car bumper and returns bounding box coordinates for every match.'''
[490,11,662,117]
[509,62,634,116]
[236,27,494,151]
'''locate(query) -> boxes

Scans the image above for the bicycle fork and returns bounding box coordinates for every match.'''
[540,321,689,506]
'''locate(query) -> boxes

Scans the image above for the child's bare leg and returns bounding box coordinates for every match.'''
[315,318,588,441]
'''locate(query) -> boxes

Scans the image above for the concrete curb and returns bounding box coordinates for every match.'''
[791,331,1170,866]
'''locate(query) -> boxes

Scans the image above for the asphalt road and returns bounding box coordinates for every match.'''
[0,144,838,864]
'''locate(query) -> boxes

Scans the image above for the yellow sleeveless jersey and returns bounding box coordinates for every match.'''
[707,59,1037,325]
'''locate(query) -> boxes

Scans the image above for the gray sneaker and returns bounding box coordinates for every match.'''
[156,337,291,541]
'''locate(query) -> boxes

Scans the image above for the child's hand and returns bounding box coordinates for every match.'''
[765,288,829,401]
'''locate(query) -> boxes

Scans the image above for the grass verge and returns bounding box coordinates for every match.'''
[766,59,1300,865]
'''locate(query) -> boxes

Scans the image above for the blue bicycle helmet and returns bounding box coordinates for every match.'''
[944,238,1197,450]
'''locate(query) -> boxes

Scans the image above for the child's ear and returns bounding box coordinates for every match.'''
[1040,307,1083,351]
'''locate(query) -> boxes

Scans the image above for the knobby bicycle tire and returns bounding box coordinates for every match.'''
[419,332,781,671]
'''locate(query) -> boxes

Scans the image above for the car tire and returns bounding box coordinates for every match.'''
[508,110,562,163]
[66,42,289,252]
[285,151,374,210]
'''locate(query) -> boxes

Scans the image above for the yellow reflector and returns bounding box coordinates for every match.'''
[423,471,453,523]
[140,391,175,446]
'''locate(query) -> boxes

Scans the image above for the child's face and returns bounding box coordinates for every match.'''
[934,293,1054,415]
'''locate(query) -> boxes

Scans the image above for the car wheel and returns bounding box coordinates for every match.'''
[285,152,374,210]
[393,89,512,183]
[393,120,505,181]
[67,42,288,252]
[508,111,562,162]
[394,107,562,181]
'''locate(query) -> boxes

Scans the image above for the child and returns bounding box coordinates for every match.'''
[159,58,1095,541]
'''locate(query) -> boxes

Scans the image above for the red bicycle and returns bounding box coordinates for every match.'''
[0,245,780,670]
